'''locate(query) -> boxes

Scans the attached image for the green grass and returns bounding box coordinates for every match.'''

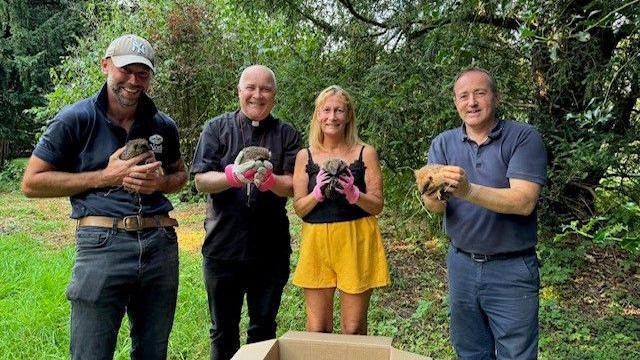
[1,187,638,359]
[0,233,73,358]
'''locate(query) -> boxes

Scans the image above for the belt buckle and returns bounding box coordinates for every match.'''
[123,215,143,231]
[470,253,489,263]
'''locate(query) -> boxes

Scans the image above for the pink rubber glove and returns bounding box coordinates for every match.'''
[224,151,257,188]
[311,169,330,202]
[337,169,360,204]
[255,160,275,192]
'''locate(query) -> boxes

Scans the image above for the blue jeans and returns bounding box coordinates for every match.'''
[67,226,179,360]
[203,257,290,360]
[447,246,539,360]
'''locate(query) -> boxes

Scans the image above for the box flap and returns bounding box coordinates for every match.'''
[390,347,431,360]
[279,331,392,360]
[231,339,278,360]
[281,331,392,346]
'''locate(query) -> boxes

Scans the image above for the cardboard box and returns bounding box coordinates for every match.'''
[232,331,430,360]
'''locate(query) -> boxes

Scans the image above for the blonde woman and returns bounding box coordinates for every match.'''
[292,85,390,334]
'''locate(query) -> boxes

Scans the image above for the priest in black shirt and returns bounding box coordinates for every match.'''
[191,65,301,360]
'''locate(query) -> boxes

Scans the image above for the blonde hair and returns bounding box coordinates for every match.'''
[309,85,363,151]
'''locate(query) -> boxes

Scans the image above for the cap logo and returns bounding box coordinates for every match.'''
[105,34,155,72]
[131,40,146,55]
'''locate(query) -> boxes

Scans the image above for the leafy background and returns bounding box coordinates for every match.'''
[0,0,638,358]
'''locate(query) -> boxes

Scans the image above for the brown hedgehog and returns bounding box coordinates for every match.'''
[321,158,349,200]
[414,164,450,201]
[120,138,163,193]
[240,146,271,163]
[239,146,271,206]
[120,138,151,162]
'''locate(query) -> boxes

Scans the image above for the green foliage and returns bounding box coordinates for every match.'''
[26,0,640,248]
[555,202,640,253]
[167,179,205,204]
[539,297,639,358]
[32,0,326,168]
[380,167,444,246]
[255,0,640,243]
[0,157,26,192]
[538,239,588,285]
[29,1,154,126]
[0,0,90,151]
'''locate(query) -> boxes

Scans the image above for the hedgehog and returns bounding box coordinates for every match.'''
[119,138,163,193]
[321,158,349,200]
[239,146,271,163]
[120,138,151,162]
[238,146,271,206]
[414,164,450,201]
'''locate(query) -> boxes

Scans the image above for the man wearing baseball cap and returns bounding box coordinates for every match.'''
[22,34,187,359]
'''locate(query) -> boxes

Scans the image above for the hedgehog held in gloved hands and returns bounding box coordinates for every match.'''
[240,146,271,163]
[321,158,349,200]
[234,146,273,203]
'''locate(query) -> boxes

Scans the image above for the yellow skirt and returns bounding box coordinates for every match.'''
[292,216,390,294]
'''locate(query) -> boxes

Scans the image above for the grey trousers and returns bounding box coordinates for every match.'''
[67,226,179,360]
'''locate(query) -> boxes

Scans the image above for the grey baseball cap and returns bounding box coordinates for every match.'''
[104,34,155,72]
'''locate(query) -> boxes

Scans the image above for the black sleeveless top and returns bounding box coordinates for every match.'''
[302,146,370,223]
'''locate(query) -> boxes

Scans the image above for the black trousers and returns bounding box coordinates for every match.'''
[203,256,290,360]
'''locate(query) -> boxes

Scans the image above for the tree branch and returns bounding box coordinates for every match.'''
[337,0,388,29]
[284,0,335,34]
[407,14,520,40]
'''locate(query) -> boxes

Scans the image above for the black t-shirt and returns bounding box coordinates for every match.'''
[32,84,181,218]
[190,111,301,261]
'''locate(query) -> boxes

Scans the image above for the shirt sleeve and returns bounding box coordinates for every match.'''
[163,116,182,165]
[506,126,547,185]
[427,134,448,165]
[281,124,301,174]
[190,119,223,174]
[32,114,80,169]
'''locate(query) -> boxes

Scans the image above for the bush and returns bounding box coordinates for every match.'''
[554,203,640,254]
[0,158,28,193]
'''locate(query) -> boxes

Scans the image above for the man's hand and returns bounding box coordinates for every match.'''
[101,146,156,188]
[122,162,164,194]
[415,164,450,201]
[224,150,258,188]
[441,166,472,199]
[254,160,275,192]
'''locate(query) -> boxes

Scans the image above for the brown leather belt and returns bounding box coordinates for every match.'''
[77,215,178,231]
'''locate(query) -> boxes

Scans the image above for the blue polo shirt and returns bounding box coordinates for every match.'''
[190,111,301,261]
[427,119,547,254]
[33,83,181,219]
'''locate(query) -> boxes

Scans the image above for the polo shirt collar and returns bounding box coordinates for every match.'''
[459,119,504,142]
[238,110,275,129]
